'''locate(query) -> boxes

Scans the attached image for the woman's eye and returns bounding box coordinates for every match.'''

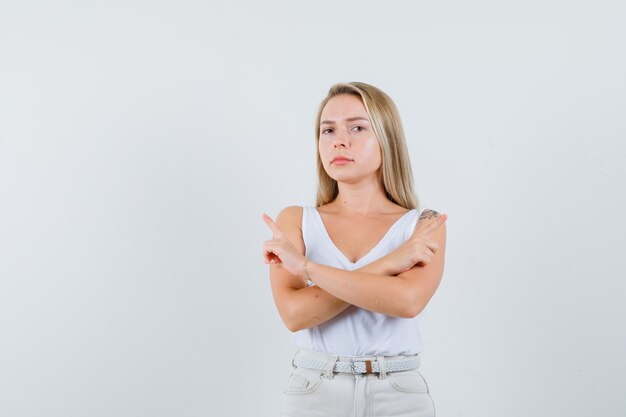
[322,128,333,134]
[352,126,364,132]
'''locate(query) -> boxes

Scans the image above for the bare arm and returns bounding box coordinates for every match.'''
[268,206,398,332]
[306,210,446,318]
[267,206,446,331]
[277,256,395,332]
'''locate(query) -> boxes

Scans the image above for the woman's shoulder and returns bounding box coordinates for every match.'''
[274,206,305,253]
[418,207,443,221]
[275,205,305,225]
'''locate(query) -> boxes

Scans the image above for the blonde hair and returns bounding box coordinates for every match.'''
[314,81,419,209]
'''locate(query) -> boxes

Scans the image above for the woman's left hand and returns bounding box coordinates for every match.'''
[262,213,307,278]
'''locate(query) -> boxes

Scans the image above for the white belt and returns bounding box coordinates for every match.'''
[293,354,421,375]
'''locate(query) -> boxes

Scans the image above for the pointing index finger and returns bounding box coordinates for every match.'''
[414,210,447,237]
[262,213,284,238]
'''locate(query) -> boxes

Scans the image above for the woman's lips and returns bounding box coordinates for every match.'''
[332,159,353,165]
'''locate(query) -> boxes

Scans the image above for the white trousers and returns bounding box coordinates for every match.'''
[280,348,436,417]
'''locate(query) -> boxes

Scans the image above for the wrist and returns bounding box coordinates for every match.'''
[360,257,388,275]
[302,257,315,287]
[376,256,393,276]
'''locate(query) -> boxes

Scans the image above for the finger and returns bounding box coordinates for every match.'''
[262,213,284,238]
[413,212,441,233]
[424,239,439,251]
[417,251,433,265]
[263,243,276,258]
[419,213,447,238]
[265,252,281,264]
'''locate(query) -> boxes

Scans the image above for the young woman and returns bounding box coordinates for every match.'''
[262,82,447,417]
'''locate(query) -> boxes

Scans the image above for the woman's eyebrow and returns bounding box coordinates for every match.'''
[320,116,370,125]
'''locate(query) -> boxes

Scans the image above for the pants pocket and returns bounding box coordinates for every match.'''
[388,369,429,393]
[370,370,436,417]
[283,367,324,395]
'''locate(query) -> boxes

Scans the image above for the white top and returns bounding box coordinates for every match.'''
[293,205,426,356]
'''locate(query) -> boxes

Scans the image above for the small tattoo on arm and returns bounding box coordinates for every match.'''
[419,209,440,222]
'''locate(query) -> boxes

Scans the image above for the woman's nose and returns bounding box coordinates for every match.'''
[332,129,349,148]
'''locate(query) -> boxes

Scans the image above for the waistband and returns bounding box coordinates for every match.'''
[291,348,421,379]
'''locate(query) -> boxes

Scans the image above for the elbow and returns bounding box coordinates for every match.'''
[285,304,319,332]
[402,305,423,319]
[286,318,310,333]
[283,304,304,332]
[402,294,426,319]
[285,318,302,332]
[401,307,418,319]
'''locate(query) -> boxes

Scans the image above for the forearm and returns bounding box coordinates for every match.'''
[287,257,394,331]
[305,261,412,318]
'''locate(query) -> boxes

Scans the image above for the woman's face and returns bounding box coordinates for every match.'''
[318,94,382,184]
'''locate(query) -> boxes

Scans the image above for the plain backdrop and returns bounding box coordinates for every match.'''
[1,1,625,416]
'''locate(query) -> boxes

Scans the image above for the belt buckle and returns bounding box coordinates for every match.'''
[351,359,373,374]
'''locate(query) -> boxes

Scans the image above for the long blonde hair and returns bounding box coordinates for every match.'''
[314,81,419,210]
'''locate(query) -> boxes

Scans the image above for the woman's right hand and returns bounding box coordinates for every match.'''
[383,211,448,275]
[262,213,308,278]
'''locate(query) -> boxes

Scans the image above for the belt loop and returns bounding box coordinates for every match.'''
[323,354,338,379]
[291,349,300,369]
[365,360,373,374]
[376,355,388,379]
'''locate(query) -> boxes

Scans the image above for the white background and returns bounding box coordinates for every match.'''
[1,1,625,416]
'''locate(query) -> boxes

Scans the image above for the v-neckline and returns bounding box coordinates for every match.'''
[313,207,416,265]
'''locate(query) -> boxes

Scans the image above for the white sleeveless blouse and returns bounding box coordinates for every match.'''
[293,206,427,356]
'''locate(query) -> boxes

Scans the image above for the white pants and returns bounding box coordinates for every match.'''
[280,348,436,417]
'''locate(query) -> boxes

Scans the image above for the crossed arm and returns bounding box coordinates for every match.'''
[267,206,446,332]
[270,254,399,332]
